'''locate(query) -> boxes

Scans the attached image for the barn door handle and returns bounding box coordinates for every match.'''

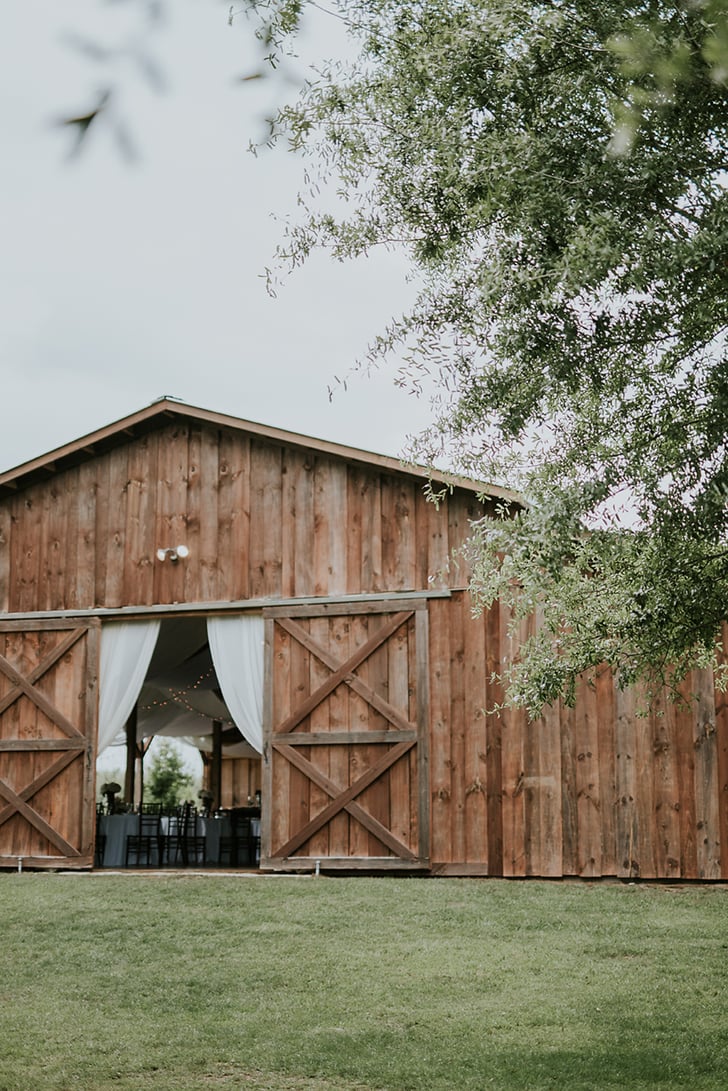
[263,742,269,766]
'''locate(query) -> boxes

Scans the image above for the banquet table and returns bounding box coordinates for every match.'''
[98,813,260,867]
[98,814,142,868]
[190,815,261,865]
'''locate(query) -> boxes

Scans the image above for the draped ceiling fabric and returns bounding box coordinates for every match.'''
[98,620,161,754]
[207,614,264,754]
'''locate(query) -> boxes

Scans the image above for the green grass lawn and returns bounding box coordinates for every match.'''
[1,874,727,1090]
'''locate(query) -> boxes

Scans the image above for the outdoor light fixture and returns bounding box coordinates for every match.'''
[156,545,189,563]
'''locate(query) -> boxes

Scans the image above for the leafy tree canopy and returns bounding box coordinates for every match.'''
[246,0,728,712]
[145,740,193,811]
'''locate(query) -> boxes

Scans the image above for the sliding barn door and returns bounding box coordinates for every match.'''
[0,619,99,869]
[262,601,430,871]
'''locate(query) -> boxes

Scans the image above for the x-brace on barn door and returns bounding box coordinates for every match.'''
[261,600,429,870]
[0,619,99,869]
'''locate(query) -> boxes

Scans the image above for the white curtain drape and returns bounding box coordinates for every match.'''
[207,614,264,753]
[98,620,161,754]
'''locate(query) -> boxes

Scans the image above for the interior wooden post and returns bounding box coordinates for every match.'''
[136,740,144,809]
[211,720,223,812]
[124,707,137,806]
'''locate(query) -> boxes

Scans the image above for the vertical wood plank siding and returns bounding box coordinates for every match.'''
[430,594,728,880]
[1,424,494,609]
[218,756,262,808]
[2,420,727,878]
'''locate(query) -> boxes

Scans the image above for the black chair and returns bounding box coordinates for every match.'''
[219,813,254,867]
[94,804,107,867]
[167,804,205,867]
[125,804,163,867]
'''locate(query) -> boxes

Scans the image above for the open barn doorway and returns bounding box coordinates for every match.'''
[95,615,262,869]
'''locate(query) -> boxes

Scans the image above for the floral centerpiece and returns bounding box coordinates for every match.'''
[100,781,121,812]
[198,788,214,815]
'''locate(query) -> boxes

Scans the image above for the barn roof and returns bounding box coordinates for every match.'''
[0,398,521,505]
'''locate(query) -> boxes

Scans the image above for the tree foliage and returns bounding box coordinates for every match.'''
[247,0,728,712]
[145,740,193,811]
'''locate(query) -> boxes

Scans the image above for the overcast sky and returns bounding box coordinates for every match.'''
[1,0,434,475]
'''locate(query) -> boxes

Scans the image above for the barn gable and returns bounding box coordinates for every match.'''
[0,399,513,614]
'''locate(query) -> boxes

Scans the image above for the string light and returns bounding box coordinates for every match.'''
[139,665,234,726]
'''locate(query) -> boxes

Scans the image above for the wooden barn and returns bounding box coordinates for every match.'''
[1,398,727,879]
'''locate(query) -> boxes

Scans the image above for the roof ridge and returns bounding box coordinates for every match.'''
[0,398,522,505]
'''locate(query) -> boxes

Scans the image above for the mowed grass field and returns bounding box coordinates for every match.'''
[1,874,727,1090]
